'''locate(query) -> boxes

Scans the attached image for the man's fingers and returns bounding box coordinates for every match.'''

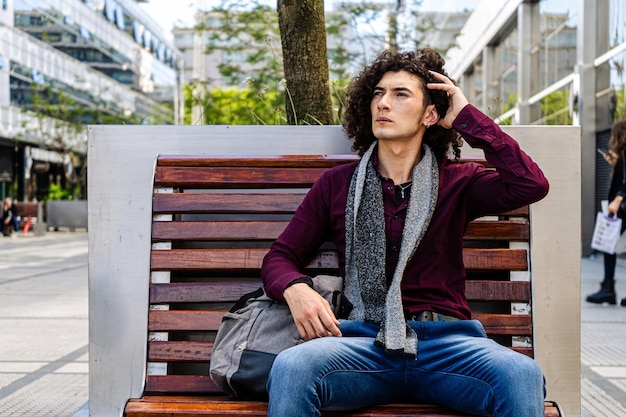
[428,70,452,84]
[295,313,341,341]
[284,283,341,340]
[320,303,342,337]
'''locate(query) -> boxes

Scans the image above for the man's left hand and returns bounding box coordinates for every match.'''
[427,71,469,129]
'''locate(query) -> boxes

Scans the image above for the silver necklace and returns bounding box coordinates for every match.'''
[397,181,412,199]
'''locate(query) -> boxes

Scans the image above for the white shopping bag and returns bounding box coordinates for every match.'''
[615,229,626,254]
[591,212,623,254]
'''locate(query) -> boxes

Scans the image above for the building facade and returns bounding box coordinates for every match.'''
[0,0,182,202]
[445,0,625,253]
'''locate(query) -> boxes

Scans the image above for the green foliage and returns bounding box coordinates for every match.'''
[45,183,75,201]
[184,77,350,126]
[184,83,287,125]
[199,2,283,90]
[487,90,573,125]
[28,85,87,139]
[539,90,572,125]
[612,85,626,122]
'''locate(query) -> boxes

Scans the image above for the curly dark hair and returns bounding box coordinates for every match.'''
[342,48,463,160]
[609,119,626,161]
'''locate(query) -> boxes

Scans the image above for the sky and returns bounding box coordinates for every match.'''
[138,0,481,40]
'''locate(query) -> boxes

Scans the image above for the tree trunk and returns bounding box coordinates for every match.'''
[277,0,333,125]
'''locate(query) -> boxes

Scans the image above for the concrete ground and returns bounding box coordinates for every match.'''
[580,252,626,416]
[0,231,88,417]
[0,231,625,416]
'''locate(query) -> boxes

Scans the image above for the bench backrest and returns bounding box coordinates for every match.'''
[145,154,534,395]
[15,202,39,218]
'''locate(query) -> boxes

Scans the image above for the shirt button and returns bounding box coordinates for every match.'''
[392,245,398,252]
[393,214,398,219]
[461,123,467,129]
[387,186,393,191]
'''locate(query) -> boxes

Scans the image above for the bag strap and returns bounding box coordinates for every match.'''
[228,287,264,314]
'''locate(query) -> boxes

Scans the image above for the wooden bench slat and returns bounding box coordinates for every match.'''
[472,313,532,335]
[148,310,531,336]
[149,341,213,362]
[464,280,530,301]
[462,248,528,271]
[126,394,474,416]
[150,282,261,304]
[152,221,290,241]
[157,154,360,168]
[152,192,528,217]
[155,167,329,188]
[148,310,223,332]
[127,395,560,417]
[464,220,529,241]
[149,281,530,305]
[151,248,528,272]
[156,155,490,169]
[147,341,534,363]
[145,375,221,394]
[152,220,529,242]
[152,193,306,214]
[151,248,268,271]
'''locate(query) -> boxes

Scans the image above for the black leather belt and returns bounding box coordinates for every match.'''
[406,311,460,322]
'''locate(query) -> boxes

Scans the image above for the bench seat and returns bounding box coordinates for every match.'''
[122,154,563,417]
[125,396,562,416]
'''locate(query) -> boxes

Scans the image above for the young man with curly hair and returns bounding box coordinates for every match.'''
[261,48,549,417]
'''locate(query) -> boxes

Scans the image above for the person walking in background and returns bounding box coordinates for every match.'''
[2,197,19,237]
[587,119,626,307]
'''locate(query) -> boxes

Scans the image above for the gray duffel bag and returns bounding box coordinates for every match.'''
[209,275,345,399]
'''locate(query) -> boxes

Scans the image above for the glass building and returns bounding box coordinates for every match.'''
[0,0,183,202]
[445,0,626,254]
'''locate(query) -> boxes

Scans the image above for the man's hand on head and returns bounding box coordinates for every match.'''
[427,70,469,129]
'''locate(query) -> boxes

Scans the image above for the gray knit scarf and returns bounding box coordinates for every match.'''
[344,141,439,358]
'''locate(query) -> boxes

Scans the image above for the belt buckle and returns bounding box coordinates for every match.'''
[408,311,436,321]
[423,311,436,321]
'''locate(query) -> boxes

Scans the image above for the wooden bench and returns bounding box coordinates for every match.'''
[15,201,41,231]
[122,154,563,417]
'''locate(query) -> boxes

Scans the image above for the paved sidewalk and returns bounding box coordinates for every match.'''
[581,253,626,417]
[1,231,626,416]
[0,232,88,417]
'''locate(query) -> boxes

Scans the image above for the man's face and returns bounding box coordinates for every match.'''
[370,71,430,143]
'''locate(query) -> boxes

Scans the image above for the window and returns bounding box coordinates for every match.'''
[104,0,116,23]
[133,21,143,44]
[116,6,125,30]
[31,70,45,84]
[79,26,91,40]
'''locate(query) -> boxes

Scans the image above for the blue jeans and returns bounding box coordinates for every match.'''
[267,319,545,417]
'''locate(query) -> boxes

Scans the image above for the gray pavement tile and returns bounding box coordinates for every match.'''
[0,373,88,417]
[581,254,626,416]
[0,232,88,417]
[582,378,626,417]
